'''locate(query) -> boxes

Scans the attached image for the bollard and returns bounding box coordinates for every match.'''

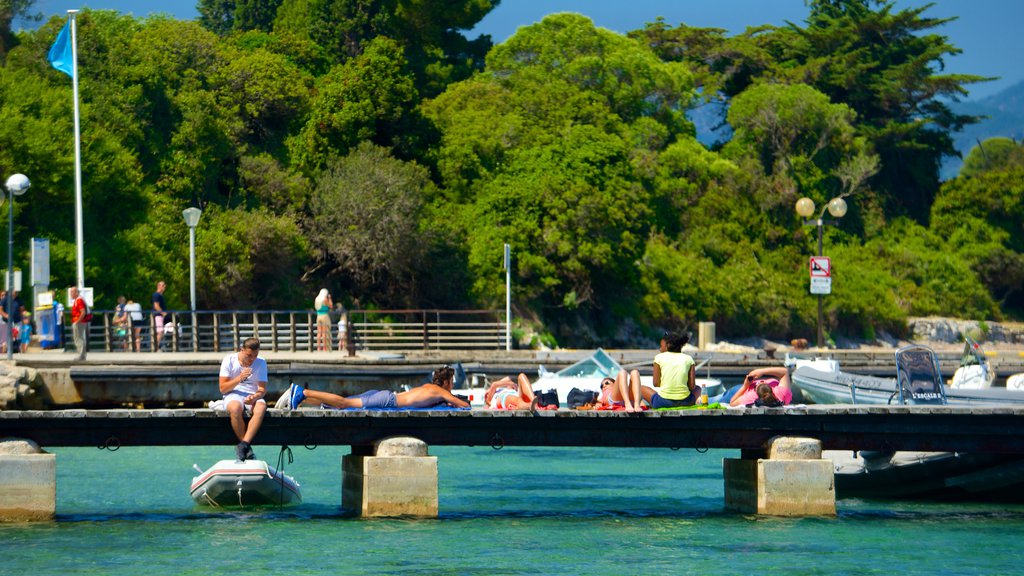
[698,322,716,350]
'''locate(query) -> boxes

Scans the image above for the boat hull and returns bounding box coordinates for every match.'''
[827,450,1024,502]
[190,459,302,507]
[793,367,1024,406]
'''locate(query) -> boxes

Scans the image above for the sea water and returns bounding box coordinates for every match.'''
[2,445,1022,575]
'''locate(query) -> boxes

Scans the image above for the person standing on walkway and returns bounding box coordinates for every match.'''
[124,298,143,351]
[314,288,332,351]
[69,286,90,360]
[0,290,8,354]
[336,303,348,353]
[152,281,168,351]
[217,337,267,461]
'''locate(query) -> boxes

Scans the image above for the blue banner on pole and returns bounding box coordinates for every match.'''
[47,20,74,78]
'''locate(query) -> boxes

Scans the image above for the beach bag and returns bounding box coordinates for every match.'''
[567,387,599,409]
[535,389,560,409]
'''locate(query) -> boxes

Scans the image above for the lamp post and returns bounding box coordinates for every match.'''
[795,196,847,349]
[503,243,511,351]
[182,207,201,351]
[4,174,30,360]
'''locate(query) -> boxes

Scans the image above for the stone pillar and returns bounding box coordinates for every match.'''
[723,437,835,516]
[698,322,716,350]
[342,436,438,517]
[0,438,56,522]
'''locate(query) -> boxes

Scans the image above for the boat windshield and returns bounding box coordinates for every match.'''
[960,337,986,367]
[555,349,622,378]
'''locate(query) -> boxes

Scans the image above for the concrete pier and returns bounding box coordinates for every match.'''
[723,437,835,516]
[0,439,56,522]
[342,436,438,517]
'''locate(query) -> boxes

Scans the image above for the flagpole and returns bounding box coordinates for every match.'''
[69,10,84,290]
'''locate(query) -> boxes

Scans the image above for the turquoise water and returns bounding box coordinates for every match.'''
[2,445,1023,575]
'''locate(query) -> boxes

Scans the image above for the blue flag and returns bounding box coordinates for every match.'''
[48,20,74,78]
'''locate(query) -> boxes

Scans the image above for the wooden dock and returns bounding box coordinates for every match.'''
[3,406,1023,454]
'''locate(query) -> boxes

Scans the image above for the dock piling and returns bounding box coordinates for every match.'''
[723,436,835,516]
[0,439,55,522]
[342,436,438,518]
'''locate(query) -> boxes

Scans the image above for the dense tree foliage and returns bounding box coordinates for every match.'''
[0,1,1019,346]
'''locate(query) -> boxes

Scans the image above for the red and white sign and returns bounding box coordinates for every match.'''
[809,256,831,278]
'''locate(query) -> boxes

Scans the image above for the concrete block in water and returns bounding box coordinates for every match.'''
[342,437,438,517]
[0,454,56,522]
[724,438,835,516]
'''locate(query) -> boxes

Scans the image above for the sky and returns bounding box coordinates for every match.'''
[27,0,1023,100]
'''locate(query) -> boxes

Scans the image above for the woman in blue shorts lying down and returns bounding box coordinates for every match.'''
[281,365,470,410]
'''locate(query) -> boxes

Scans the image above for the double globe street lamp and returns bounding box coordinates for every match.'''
[795,195,848,349]
[4,174,30,360]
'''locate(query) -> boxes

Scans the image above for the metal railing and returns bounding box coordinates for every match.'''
[57,309,508,353]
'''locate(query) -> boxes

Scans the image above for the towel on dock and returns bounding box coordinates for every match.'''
[319,403,470,412]
[654,403,726,411]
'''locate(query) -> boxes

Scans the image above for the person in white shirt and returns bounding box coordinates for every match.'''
[217,338,268,461]
[124,299,143,351]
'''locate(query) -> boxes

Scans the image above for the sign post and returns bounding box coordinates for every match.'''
[809,256,831,295]
[809,256,832,348]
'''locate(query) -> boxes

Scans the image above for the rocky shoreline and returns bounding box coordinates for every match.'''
[726,317,1024,354]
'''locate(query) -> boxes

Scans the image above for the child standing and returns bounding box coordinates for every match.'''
[19,313,32,353]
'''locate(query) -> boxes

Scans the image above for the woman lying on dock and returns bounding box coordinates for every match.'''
[482,374,535,410]
[577,375,636,410]
[727,367,793,407]
[281,365,470,410]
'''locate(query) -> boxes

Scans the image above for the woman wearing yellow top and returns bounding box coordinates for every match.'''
[624,331,698,411]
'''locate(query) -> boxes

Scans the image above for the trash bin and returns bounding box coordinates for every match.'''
[37,305,55,348]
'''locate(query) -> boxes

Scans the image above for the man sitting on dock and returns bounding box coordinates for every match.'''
[214,337,268,461]
[281,365,470,410]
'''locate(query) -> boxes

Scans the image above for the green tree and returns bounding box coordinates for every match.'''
[773,0,986,222]
[199,0,283,34]
[306,142,431,305]
[215,46,312,151]
[234,0,284,32]
[960,137,1024,178]
[723,82,876,231]
[932,165,1024,314]
[291,36,418,172]
[0,0,38,62]
[198,0,236,34]
[426,14,695,337]
[273,0,496,96]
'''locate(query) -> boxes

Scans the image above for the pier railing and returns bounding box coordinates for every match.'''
[57,308,508,353]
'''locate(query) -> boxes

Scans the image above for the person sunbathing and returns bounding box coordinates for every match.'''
[752,382,784,407]
[281,365,469,410]
[728,367,793,407]
[483,373,538,410]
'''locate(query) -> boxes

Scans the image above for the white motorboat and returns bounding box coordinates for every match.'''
[792,345,1024,501]
[790,339,1024,406]
[453,349,722,407]
[190,459,302,507]
[948,336,996,389]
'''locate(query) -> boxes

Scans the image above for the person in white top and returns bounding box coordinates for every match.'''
[218,337,268,461]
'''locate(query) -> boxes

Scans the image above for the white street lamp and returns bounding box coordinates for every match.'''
[182,207,201,351]
[5,174,30,360]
